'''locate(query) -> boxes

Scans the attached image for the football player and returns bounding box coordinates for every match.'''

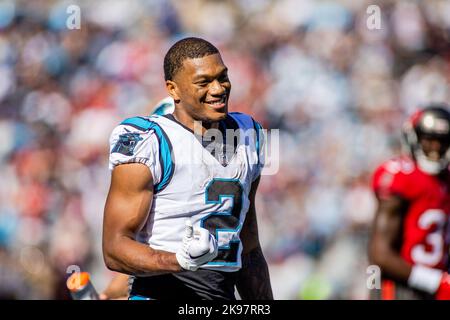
[369,105,450,300]
[102,37,273,300]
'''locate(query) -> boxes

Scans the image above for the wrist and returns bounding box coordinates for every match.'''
[147,249,183,273]
[407,265,443,294]
[168,252,183,272]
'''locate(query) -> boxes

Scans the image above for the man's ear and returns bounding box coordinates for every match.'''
[166,80,180,103]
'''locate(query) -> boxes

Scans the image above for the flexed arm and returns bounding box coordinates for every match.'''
[102,163,181,275]
[103,162,218,275]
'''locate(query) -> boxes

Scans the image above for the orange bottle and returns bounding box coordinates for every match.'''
[66,272,99,300]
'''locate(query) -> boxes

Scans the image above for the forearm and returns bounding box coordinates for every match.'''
[369,196,413,284]
[369,243,412,283]
[104,235,181,276]
[236,246,273,300]
[369,243,449,296]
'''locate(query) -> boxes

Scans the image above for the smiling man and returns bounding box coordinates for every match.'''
[102,37,273,300]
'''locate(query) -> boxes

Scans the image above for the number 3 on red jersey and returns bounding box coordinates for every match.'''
[411,209,447,266]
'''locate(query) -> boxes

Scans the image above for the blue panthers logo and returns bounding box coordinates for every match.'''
[112,132,143,156]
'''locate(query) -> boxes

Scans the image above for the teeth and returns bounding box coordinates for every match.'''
[206,96,226,104]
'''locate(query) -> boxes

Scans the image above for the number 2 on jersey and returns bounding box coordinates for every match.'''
[201,178,243,265]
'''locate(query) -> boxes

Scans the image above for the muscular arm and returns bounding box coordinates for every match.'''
[236,177,274,300]
[102,163,181,276]
[368,195,412,283]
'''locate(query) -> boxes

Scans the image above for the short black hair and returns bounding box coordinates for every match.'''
[164,37,219,81]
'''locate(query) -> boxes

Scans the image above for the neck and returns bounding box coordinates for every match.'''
[173,108,219,136]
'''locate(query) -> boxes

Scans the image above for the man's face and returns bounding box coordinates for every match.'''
[169,53,231,123]
[419,136,450,160]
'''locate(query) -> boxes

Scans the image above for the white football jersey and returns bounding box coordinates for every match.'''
[109,112,264,272]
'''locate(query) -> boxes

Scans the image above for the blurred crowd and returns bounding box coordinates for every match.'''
[0,0,450,299]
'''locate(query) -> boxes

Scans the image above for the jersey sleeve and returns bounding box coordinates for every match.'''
[372,161,412,200]
[108,123,162,185]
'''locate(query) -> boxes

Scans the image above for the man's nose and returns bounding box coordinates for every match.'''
[208,80,225,95]
[427,139,443,160]
[430,140,442,152]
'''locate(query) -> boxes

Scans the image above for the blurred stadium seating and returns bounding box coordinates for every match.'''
[0,0,449,299]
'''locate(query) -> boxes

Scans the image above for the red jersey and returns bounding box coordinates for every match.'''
[372,156,450,270]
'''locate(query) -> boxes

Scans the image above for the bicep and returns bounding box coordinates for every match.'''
[370,195,406,256]
[103,163,154,241]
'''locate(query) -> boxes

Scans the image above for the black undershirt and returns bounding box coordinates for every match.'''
[130,269,238,300]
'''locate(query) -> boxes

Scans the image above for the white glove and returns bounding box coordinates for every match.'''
[176,219,218,271]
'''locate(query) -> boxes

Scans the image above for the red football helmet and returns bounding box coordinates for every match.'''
[402,105,450,175]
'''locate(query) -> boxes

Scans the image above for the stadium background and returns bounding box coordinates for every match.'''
[0,0,449,299]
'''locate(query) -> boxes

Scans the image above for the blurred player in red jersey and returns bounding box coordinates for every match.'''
[369,105,450,300]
